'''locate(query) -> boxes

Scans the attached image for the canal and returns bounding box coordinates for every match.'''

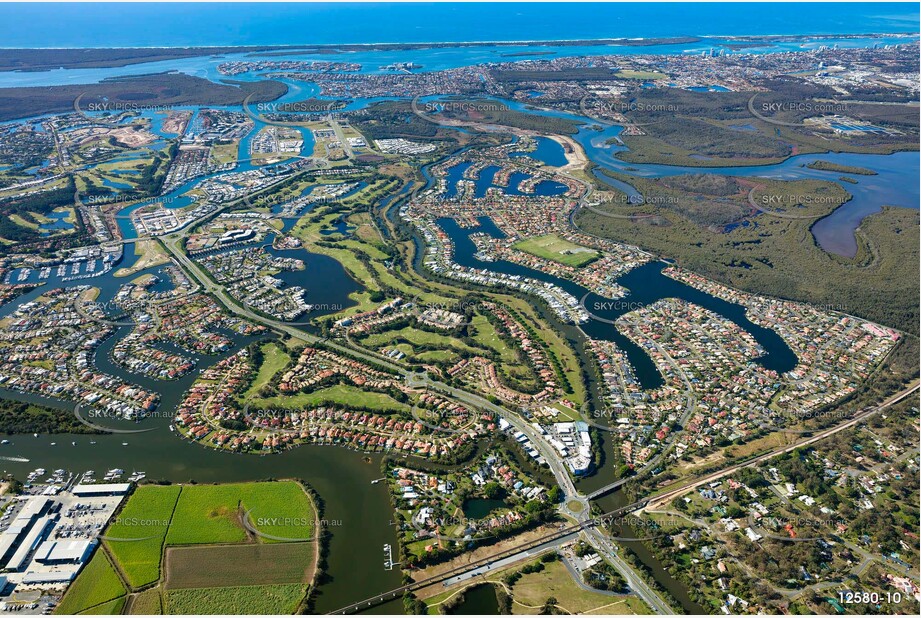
[0,243,401,613]
[436,215,798,391]
[3,58,914,614]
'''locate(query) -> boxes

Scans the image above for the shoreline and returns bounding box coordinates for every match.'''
[0,30,916,53]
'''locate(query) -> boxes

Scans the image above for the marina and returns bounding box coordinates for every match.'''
[0,4,916,614]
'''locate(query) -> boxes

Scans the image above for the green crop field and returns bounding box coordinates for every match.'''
[127,587,163,615]
[164,543,315,589]
[165,481,316,546]
[77,597,126,615]
[164,584,307,615]
[512,234,600,267]
[55,551,126,615]
[65,481,318,616]
[105,485,181,588]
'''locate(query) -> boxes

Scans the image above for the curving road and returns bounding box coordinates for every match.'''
[156,171,918,616]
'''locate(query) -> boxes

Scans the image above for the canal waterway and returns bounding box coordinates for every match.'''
[5,44,911,258]
[0,244,398,613]
[593,491,706,614]
[0,31,917,612]
[437,215,797,392]
[0,421,401,613]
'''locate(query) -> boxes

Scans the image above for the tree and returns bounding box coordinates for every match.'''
[482,481,505,499]
[540,597,558,615]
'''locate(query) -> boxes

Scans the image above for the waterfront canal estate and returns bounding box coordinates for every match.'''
[0,2,918,616]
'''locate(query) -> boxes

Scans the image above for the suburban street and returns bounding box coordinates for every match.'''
[160,208,918,617]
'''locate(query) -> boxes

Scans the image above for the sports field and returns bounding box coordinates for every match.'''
[512,234,600,267]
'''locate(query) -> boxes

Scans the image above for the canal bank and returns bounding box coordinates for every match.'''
[0,421,401,613]
[435,216,797,391]
[594,490,706,614]
[0,244,399,613]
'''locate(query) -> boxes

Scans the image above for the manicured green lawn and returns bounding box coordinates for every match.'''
[469,314,517,363]
[361,325,485,357]
[413,349,460,363]
[244,342,290,398]
[513,234,600,267]
[249,383,409,413]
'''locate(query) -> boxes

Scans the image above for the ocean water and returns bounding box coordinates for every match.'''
[0,2,917,48]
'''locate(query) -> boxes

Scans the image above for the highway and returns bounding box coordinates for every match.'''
[162,227,674,613]
[156,179,919,616]
[643,381,919,511]
[324,379,919,614]
[326,500,652,615]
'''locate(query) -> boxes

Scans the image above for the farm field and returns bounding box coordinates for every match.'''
[163,543,315,589]
[512,234,600,267]
[61,481,317,615]
[166,481,317,545]
[164,584,307,615]
[54,551,126,615]
[78,598,127,615]
[104,484,181,588]
[126,587,163,615]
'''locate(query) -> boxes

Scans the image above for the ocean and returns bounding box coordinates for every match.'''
[0,2,917,48]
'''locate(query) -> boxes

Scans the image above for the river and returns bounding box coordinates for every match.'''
[437,215,797,391]
[1,33,917,613]
[0,243,400,614]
